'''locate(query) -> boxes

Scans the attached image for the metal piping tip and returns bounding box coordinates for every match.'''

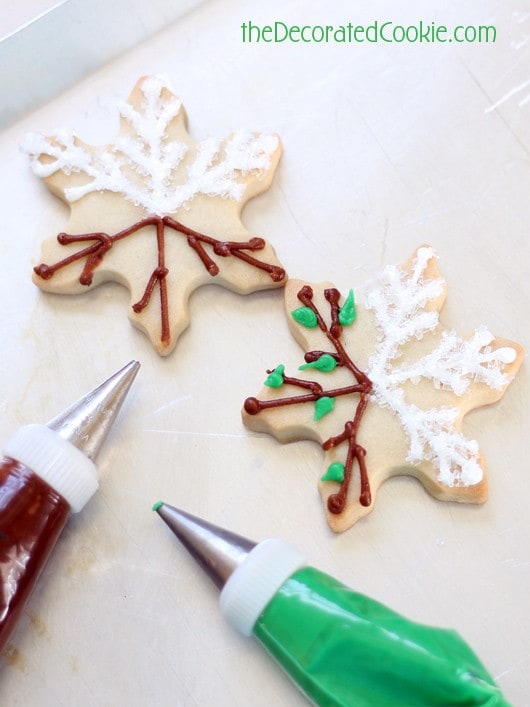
[47,360,140,460]
[153,502,256,590]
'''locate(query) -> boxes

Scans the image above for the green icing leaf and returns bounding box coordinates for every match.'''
[321,462,345,483]
[338,289,356,326]
[264,364,285,388]
[314,396,335,420]
[299,354,337,372]
[291,306,318,328]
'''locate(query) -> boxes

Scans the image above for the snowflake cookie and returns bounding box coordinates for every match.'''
[243,246,524,532]
[23,75,286,355]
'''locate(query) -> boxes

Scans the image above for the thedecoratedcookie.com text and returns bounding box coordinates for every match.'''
[240,21,497,44]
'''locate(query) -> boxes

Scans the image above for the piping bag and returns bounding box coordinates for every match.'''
[154,502,509,706]
[0,361,139,652]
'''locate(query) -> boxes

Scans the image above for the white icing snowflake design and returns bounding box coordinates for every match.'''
[365,246,517,487]
[22,76,279,216]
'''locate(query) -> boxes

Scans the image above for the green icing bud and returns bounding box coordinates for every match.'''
[265,364,285,388]
[338,289,356,326]
[314,396,335,420]
[299,354,337,373]
[321,462,345,483]
[291,306,318,328]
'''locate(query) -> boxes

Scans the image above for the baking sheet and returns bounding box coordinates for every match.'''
[0,0,206,128]
[0,0,528,704]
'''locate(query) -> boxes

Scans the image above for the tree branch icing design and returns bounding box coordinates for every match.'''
[245,285,374,514]
[22,76,286,355]
[243,247,523,532]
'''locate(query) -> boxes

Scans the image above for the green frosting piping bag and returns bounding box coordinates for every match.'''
[153,502,510,706]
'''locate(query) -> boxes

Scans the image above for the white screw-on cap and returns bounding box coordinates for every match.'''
[220,538,306,636]
[3,424,98,513]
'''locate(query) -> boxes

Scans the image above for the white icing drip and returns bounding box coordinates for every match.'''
[21,76,279,216]
[365,247,517,488]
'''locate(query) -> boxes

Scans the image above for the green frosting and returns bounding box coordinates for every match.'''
[254,567,509,707]
[265,365,285,388]
[338,289,356,326]
[321,462,345,483]
[314,396,334,420]
[291,306,319,328]
[299,354,337,373]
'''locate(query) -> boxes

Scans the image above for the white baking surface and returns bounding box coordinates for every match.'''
[0,0,528,705]
[0,0,206,127]
[0,0,64,38]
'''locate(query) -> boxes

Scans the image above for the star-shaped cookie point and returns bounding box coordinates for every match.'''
[23,75,286,355]
[243,246,524,532]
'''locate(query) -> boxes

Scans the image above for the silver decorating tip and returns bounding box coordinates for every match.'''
[154,503,256,590]
[47,360,140,460]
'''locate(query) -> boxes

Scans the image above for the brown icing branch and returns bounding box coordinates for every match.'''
[34,216,286,348]
[244,285,373,514]
[323,396,371,512]
[131,218,170,343]
[244,382,367,413]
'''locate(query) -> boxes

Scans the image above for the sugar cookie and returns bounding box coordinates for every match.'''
[23,76,286,355]
[243,246,524,532]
